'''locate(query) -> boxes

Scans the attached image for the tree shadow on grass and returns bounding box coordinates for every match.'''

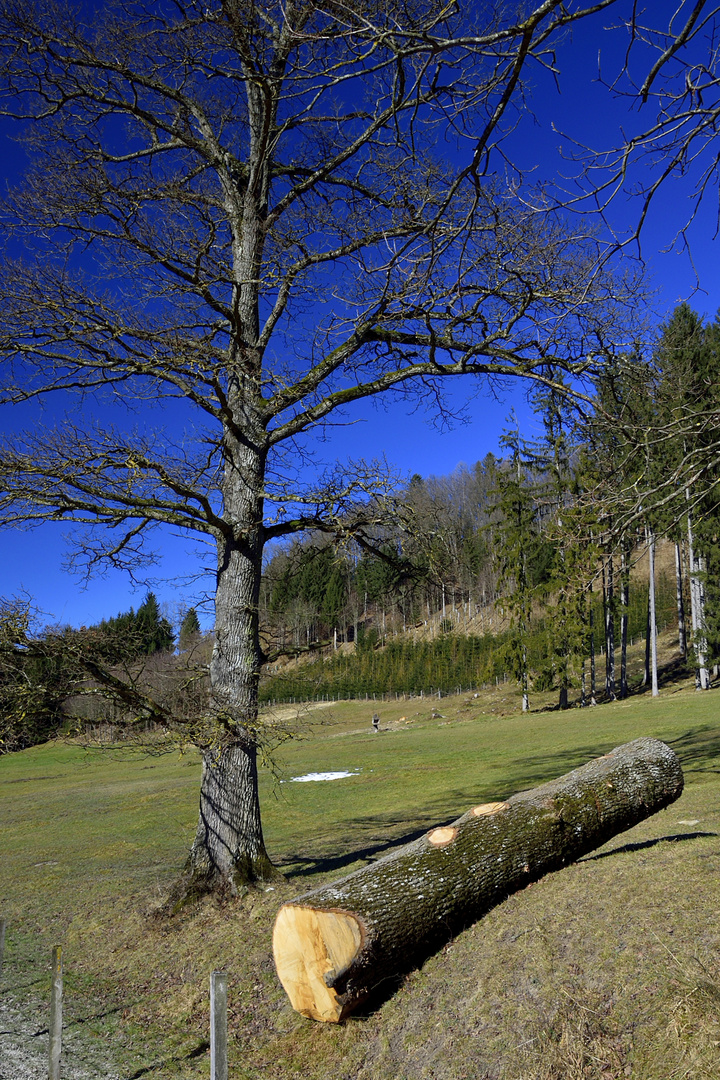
[497,726,720,791]
[281,825,428,878]
[664,726,720,774]
[280,803,463,879]
[638,653,692,694]
[124,1040,209,1079]
[280,730,720,879]
[581,830,717,862]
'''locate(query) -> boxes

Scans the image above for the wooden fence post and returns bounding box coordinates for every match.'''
[0,918,6,980]
[210,971,228,1080]
[49,944,63,1080]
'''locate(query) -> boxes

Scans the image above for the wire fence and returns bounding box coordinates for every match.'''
[0,921,229,1080]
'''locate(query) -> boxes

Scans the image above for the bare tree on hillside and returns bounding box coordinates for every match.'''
[0,0,648,904]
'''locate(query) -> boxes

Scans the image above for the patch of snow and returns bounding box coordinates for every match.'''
[287,770,358,783]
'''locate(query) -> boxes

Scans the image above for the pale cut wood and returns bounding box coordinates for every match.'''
[472,801,509,816]
[273,738,683,1023]
[427,827,458,846]
[273,906,363,1022]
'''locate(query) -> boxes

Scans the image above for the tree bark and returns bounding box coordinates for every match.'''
[172,742,276,907]
[274,737,683,1022]
[647,527,659,696]
[686,495,710,689]
[169,434,278,906]
[603,554,616,700]
[619,546,629,699]
[643,591,651,687]
[589,584,597,705]
[675,540,687,658]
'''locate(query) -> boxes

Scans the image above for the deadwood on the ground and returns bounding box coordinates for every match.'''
[273,738,683,1022]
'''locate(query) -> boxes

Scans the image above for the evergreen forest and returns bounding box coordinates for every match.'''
[259,304,720,708]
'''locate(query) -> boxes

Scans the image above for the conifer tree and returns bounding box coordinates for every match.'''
[533,385,582,708]
[179,608,201,651]
[581,351,657,698]
[135,592,175,655]
[654,304,718,688]
[493,419,541,712]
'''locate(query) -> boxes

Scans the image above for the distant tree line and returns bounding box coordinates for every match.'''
[260,577,677,704]
[261,303,720,708]
[0,593,209,754]
[93,592,175,658]
[4,304,720,745]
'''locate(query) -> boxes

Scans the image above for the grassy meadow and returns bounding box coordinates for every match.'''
[2,669,720,1078]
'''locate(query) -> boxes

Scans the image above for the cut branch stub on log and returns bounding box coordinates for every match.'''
[273,737,683,1022]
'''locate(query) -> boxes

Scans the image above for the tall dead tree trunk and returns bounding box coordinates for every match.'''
[274,738,683,1022]
[603,554,616,700]
[647,527,659,696]
[675,540,687,658]
[686,493,710,688]
[589,586,597,705]
[619,546,630,699]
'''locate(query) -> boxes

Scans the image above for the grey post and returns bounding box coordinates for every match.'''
[0,918,6,980]
[210,971,228,1080]
[49,945,63,1080]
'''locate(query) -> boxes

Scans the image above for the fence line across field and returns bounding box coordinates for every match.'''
[0,921,230,1079]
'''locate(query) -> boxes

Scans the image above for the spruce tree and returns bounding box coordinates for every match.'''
[654,304,718,687]
[135,592,175,655]
[179,608,201,651]
[493,419,541,712]
[533,385,585,708]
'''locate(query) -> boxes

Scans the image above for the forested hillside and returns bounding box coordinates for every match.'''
[3,304,720,747]
[260,303,720,708]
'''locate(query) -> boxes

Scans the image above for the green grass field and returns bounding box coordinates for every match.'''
[2,679,720,1078]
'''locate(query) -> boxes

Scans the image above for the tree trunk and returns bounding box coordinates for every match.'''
[675,540,687,658]
[177,742,275,902]
[619,546,629,699]
[274,738,683,1022]
[647,527,659,696]
[603,554,615,700]
[687,495,710,689]
[589,592,597,705]
[643,593,650,687]
[168,438,277,908]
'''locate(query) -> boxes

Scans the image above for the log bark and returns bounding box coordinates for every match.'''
[273,738,683,1022]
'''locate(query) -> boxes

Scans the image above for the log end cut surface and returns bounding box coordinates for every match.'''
[273,904,363,1022]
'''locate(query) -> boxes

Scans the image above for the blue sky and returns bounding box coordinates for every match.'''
[0,2,718,633]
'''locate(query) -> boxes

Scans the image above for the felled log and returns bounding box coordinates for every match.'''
[273,737,683,1022]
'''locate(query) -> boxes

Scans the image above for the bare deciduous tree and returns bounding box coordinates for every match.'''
[565,1,720,261]
[0,0,643,903]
